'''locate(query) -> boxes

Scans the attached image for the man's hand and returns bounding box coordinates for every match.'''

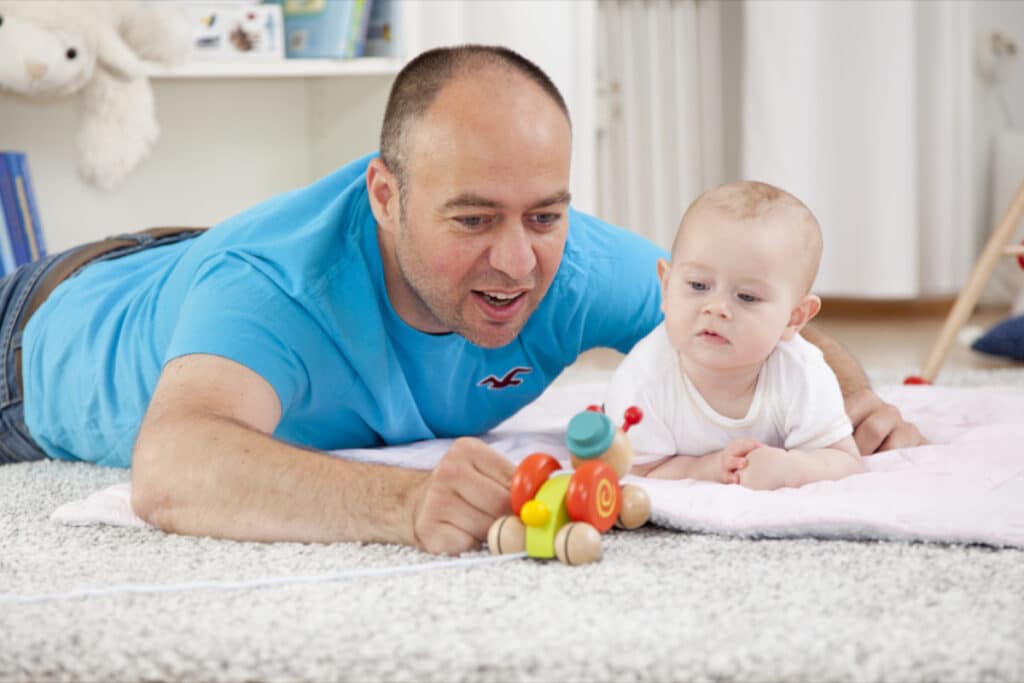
[409,437,515,555]
[845,388,927,454]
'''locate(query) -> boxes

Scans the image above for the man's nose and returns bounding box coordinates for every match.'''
[489,224,536,280]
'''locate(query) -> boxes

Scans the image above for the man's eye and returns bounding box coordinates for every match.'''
[456,216,489,229]
[687,281,707,292]
[531,212,561,226]
[738,293,759,303]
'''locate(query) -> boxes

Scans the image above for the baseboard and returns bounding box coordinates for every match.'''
[817,297,988,318]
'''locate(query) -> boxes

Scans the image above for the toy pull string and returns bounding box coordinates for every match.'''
[0,552,527,606]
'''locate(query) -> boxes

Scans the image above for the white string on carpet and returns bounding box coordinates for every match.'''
[0,552,527,605]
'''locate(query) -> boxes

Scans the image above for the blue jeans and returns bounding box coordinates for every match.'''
[0,230,203,464]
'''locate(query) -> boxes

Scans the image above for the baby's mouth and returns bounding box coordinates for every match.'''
[698,329,728,343]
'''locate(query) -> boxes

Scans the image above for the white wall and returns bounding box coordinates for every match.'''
[0,75,394,251]
[973,0,1024,304]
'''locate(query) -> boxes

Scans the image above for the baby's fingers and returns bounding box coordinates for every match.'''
[725,439,761,458]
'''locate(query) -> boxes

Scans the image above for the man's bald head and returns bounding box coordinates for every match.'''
[379,45,571,191]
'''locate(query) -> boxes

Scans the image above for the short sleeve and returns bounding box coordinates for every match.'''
[781,340,853,450]
[164,254,322,414]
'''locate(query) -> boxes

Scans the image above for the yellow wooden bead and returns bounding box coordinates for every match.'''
[520,499,550,527]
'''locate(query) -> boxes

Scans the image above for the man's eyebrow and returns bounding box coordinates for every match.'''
[441,191,572,211]
[528,191,572,210]
[442,194,501,210]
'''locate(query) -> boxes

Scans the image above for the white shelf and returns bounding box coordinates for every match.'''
[147,58,403,80]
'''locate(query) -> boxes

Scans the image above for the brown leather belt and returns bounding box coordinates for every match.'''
[15,226,206,393]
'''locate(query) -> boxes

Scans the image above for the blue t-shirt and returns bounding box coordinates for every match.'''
[22,153,666,468]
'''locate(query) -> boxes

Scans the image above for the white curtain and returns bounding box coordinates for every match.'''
[596,0,724,250]
[741,0,973,298]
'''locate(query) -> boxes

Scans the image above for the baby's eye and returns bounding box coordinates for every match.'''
[737,293,759,303]
[687,281,708,292]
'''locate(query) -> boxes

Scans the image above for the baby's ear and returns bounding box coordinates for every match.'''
[656,258,671,312]
[781,294,821,340]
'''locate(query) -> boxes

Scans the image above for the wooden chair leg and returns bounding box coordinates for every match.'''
[915,178,1024,383]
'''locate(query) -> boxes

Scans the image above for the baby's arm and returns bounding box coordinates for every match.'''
[632,439,761,483]
[738,436,862,490]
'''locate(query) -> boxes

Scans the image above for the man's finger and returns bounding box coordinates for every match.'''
[418,520,479,555]
[455,472,512,520]
[878,424,928,453]
[452,437,516,485]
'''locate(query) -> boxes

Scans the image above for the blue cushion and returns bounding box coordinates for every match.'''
[972,314,1024,361]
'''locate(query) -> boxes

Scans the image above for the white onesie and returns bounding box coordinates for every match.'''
[605,323,853,465]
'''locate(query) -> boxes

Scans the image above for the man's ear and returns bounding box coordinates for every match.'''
[656,258,671,314]
[782,294,822,340]
[366,157,400,232]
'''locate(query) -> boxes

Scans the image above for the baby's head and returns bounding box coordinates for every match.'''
[658,181,823,372]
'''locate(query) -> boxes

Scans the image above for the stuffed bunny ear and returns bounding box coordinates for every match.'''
[94,24,145,80]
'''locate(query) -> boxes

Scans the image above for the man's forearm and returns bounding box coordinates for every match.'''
[801,324,870,397]
[131,413,423,545]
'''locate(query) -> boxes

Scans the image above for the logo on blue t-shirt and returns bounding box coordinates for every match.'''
[478,367,532,390]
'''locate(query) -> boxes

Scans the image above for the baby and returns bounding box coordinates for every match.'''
[605,181,862,490]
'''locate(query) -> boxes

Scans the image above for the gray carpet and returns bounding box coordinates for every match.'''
[2,368,1024,682]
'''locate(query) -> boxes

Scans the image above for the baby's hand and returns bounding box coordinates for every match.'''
[714,438,760,484]
[737,446,792,490]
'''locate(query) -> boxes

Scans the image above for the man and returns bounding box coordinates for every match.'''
[1,46,924,555]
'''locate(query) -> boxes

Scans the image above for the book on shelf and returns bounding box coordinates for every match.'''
[271,0,381,59]
[0,152,47,276]
[363,0,398,58]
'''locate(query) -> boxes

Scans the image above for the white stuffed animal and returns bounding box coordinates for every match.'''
[0,0,191,189]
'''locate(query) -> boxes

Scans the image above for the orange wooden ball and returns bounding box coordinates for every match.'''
[510,453,561,514]
[565,460,621,532]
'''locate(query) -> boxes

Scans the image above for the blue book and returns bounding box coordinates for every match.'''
[8,153,46,261]
[363,0,397,58]
[0,157,29,266]
[0,183,11,276]
[347,0,372,58]
[278,0,355,59]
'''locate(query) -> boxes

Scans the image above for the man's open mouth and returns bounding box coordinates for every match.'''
[476,291,524,308]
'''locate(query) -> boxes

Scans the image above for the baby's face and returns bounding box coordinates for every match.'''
[659,210,811,373]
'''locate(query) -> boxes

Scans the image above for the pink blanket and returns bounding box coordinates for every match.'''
[53,383,1024,547]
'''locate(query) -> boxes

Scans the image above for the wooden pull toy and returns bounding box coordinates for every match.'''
[487,406,652,566]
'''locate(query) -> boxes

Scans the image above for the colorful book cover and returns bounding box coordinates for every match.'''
[363,0,398,58]
[346,0,372,58]
[278,0,355,59]
[0,156,29,266]
[0,180,12,276]
[8,153,45,261]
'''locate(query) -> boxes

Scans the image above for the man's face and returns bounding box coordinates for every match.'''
[385,71,572,348]
[659,210,806,374]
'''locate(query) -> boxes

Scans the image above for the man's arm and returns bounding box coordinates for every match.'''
[801,324,926,453]
[130,354,514,554]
